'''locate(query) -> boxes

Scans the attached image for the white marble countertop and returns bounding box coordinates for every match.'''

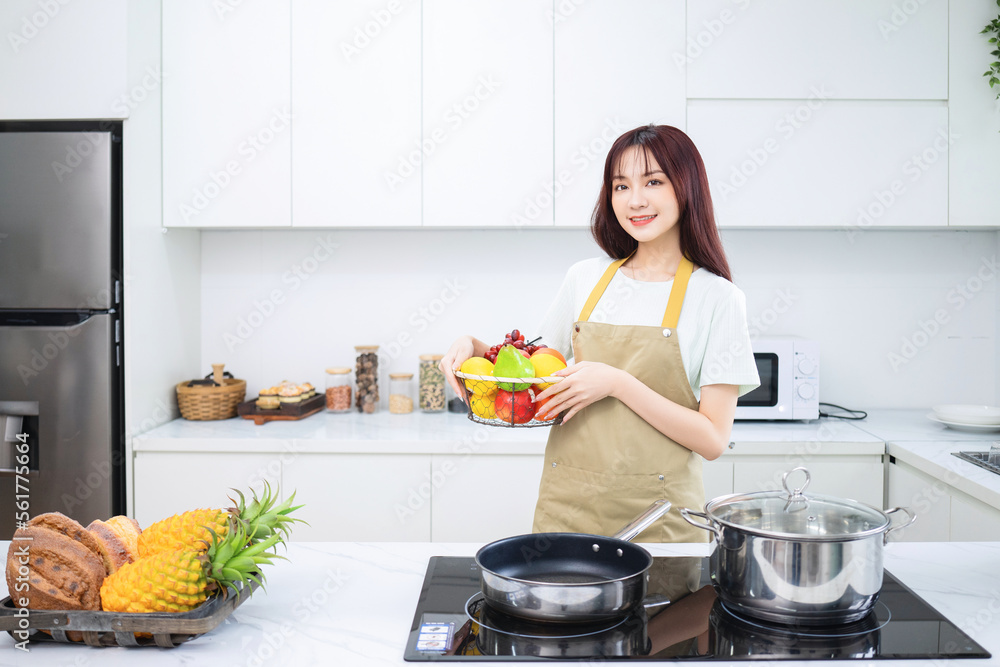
[2,541,998,666]
[888,440,1000,509]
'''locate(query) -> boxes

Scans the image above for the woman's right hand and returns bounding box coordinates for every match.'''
[439,335,485,403]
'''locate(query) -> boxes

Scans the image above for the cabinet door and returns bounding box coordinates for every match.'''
[687,101,948,228]
[133,452,279,530]
[553,0,686,228]
[282,453,431,541]
[947,2,1000,226]
[0,0,127,119]
[422,0,553,227]
[292,0,421,227]
[702,458,733,504]
[162,1,291,227]
[686,0,947,100]
[949,494,1000,542]
[885,461,948,542]
[733,457,884,509]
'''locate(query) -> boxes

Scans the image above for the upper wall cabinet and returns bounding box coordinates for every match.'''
[686,0,947,101]
[292,0,421,227]
[688,100,948,228]
[948,2,1000,227]
[422,0,553,227]
[162,1,291,228]
[553,0,686,228]
[0,0,127,119]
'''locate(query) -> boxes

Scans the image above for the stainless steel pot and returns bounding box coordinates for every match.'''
[681,467,915,625]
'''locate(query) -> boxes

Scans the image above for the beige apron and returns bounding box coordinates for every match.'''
[532,256,707,543]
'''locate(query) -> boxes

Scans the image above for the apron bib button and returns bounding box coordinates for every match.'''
[658,475,664,481]
[662,328,672,337]
[552,462,557,468]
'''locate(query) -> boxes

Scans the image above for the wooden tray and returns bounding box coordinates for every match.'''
[0,580,258,648]
[237,392,325,425]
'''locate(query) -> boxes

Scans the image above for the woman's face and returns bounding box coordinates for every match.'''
[610,146,680,245]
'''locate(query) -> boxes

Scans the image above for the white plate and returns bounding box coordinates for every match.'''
[932,404,1000,425]
[926,413,1000,433]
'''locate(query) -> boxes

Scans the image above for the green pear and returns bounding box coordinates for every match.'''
[493,345,535,391]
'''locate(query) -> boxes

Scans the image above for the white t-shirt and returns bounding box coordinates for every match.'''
[537,257,760,400]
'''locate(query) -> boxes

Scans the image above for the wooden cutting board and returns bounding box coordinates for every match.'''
[236,393,325,425]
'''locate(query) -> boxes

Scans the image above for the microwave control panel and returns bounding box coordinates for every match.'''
[792,343,819,415]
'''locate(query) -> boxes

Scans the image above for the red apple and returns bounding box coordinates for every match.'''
[530,347,566,365]
[495,389,536,424]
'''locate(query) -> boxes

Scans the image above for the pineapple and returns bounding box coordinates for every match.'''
[137,483,302,558]
[101,521,283,613]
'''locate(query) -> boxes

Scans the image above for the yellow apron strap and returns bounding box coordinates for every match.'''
[662,257,694,328]
[578,257,629,322]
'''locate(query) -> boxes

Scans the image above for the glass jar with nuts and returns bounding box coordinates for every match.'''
[354,345,380,414]
[325,367,352,413]
[388,373,414,414]
[418,354,446,413]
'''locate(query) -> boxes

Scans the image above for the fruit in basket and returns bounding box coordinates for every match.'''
[5,512,107,611]
[484,329,546,363]
[529,354,566,391]
[495,389,536,424]
[532,390,558,422]
[100,521,283,614]
[530,346,566,365]
[470,389,498,419]
[459,356,496,394]
[138,483,303,558]
[493,345,535,391]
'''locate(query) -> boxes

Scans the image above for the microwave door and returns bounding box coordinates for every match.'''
[0,312,116,536]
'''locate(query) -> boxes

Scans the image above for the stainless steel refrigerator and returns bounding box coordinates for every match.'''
[0,120,125,537]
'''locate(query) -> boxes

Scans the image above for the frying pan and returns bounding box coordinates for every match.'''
[474,500,672,623]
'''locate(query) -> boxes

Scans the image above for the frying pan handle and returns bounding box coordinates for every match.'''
[680,508,721,541]
[611,499,672,542]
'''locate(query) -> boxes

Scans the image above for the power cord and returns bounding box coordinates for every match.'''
[818,402,868,420]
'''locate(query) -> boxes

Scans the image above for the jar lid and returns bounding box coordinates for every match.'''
[419,354,444,361]
[704,468,889,541]
[355,345,379,352]
[325,367,351,374]
[389,373,414,380]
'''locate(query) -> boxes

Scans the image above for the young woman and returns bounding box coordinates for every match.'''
[441,125,759,542]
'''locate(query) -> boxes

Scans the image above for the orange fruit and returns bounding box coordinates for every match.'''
[530,347,566,365]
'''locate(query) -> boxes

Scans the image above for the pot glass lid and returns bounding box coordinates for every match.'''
[705,468,889,539]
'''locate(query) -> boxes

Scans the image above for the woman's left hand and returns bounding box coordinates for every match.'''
[534,361,626,423]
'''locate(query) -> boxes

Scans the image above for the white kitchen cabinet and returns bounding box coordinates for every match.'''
[701,458,733,504]
[291,0,421,227]
[552,0,686,228]
[282,453,432,542]
[886,459,949,541]
[422,0,553,227]
[685,0,947,101]
[947,2,1000,226]
[949,494,1000,542]
[687,101,948,228]
[162,1,291,228]
[132,452,280,530]
[430,454,543,542]
[732,456,884,510]
[0,0,127,120]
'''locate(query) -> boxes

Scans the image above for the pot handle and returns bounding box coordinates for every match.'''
[883,506,917,545]
[679,508,721,541]
[612,499,672,542]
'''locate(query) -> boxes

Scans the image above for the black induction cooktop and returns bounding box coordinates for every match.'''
[404,556,991,661]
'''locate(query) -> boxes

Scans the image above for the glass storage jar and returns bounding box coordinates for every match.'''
[324,367,353,413]
[354,345,380,414]
[388,373,414,414]
[418,354,446,413]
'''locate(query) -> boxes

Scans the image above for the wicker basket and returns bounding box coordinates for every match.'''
[176,364,246,421]
[454,371,563,427]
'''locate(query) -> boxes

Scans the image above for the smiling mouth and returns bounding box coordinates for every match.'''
[630,215,656,225]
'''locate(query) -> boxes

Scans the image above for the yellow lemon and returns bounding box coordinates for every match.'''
[459,357,495,393]
[470,390,498,420]
[529,354,567,391]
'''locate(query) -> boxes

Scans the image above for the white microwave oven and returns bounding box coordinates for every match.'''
[734,337,819,421]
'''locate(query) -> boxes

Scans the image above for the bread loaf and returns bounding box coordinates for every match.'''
[5,513,106,611]
[87,516,141,574]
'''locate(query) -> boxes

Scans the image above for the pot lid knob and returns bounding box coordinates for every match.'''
[781,467,812,512]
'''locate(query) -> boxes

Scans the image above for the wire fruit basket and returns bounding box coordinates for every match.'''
[453,371,564,427]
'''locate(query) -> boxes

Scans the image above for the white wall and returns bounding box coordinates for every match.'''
[200,228,998,411]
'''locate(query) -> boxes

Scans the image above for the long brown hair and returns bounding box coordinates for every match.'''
[591,124,732,282]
